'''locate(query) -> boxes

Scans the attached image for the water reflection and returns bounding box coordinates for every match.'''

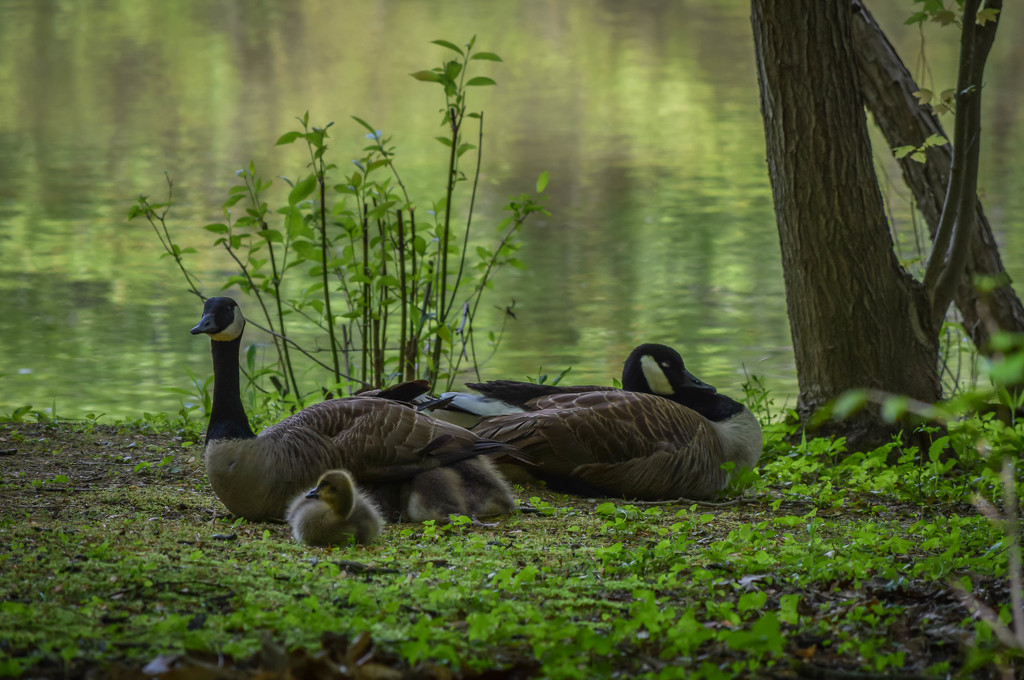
[0,0,1020,419]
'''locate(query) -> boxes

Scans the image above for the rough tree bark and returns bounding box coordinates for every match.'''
[851,0,1024,350]
[751,0,941,445]
[751,0,1003,447]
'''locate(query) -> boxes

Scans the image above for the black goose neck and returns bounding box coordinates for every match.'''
[682,391,745,422]
[207,336,256,441]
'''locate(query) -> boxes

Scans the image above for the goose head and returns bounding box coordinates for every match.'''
[191,296,246,342]
[622,343,717,400]
[305,470,357,519]
[623,343,752,425]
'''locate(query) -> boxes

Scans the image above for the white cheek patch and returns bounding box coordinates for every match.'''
[211,312,246,341]
[641,355,674,395]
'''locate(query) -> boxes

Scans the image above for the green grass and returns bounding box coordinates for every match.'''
[0,417,1020,679]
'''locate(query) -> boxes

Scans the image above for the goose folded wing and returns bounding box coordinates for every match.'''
[466,380,619,409]
[357,436,535,483]
[356,379,432,403]
[571,422,730,501]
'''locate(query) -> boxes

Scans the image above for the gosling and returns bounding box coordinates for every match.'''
[286,470,384,546]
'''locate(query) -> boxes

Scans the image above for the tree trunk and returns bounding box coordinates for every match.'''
[851,0,1024,349]
[751,0,940,445]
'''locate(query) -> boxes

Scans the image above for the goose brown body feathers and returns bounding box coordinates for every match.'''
[473,389,761,500]
[202,396,515,521]
[460,344,763,500]
[192,297,520,522]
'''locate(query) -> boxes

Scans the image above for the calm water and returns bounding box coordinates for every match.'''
[1,1,1022,420]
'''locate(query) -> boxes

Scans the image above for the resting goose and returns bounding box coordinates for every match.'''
[191,296,521,522]
[457,344,763,500]
[434,343,710,422]
[286,469,384,545]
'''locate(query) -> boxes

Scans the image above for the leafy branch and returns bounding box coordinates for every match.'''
[131,37,549,411]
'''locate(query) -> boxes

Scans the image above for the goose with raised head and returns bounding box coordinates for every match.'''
[286,469,384,545]
[458,344,763,500]
[191,296,522,522]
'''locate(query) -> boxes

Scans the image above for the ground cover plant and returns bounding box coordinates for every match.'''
[1,391,1022,679]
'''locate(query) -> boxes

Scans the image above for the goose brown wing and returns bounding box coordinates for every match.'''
[473,391,724,496]
[261,396,517,481]
[356,379,432,403]
[356,435,529,482]
[466,380,619,408]
[570,420,729,500]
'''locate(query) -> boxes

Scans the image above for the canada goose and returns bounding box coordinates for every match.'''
[459,344,763,500]
[433,343,710,423]
[191,296,523,522]
[286,469,384,545]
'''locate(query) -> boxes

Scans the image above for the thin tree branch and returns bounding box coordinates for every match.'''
[925,0,1001,326]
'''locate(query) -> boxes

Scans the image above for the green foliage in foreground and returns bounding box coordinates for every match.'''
[1,411,1022,679]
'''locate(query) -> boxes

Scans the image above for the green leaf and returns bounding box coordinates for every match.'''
[410,70,443,82]
[904,11,928,25]
[881,395,909,423]
[737,591,768,613]
[259,229,284,243]
[832,389,868,420]
[435,136,453,147]
[471,52,502,62]
[431,39,464,56]
[284,209,311,239]
[351,116,377,134]
[203,223,229,234]
[292,240,320,262]
[466,76,496,87]
[437,324,453,345]
[223,194,245,209]
[536,170,550,193]
[893,145,915,160]
[927,435,951,462]
[288,174,318,206]
[444,61,463,81]
[977,8,1000,26]
[986,353,1024,386]
[274,131,302,146]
